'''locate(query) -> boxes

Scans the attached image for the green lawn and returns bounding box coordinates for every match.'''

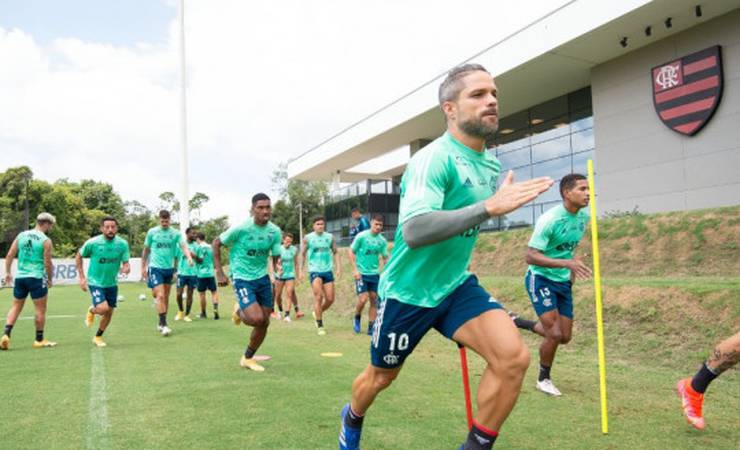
[0,281,737,449]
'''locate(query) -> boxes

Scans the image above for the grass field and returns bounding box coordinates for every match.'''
[1,277,737,449]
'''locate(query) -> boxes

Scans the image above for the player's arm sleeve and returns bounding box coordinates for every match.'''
[271,233,282,256]
[219,225,239,247]
[403,202,489,249]
[144,230,153,247]
[527,216,552,251]
[350,235,361,253]
[381,237,389,258]
[80,239,92,258]
[122,242,130,262]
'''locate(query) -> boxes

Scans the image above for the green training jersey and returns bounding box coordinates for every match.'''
[527,204,589,282]
[304,232,334,273]
[15,229,49,279]
[80,235,130,288]
[196,242,215,278]
[278,245,297,278]
[176,241,200,276]
[144,226,182,269]
[351,230,388,275]
[219,218,281,282]
[378,132,501,308]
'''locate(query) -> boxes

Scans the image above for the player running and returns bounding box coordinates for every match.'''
[512,174,591,397]
[338,64,553,450]
[1,213,57,350]
[141,210,193,337]
[174,227,201,321]
[348,214,388,335]
[213,193,282,372]
[195,232,219,320]
[76,216,130,347]
[349,207,371,240]
[273,233,300,322]
[301,216,341,335]
[677,331,739,430]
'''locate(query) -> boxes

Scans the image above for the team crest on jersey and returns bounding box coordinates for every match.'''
[463,177,474,188]
[652,46,723,136]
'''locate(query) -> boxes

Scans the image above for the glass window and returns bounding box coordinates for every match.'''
[572,128,594,153]
[531,134,571,163]
[498,109,529,133]
[568,87,592,112]
[530,116,570,145]
[495,129,530,149]
[535,183,562,204]
[371,181,387,194]
[573,150,594,175]
[530,96,567,123]
[503,206,533,228]
[571,115,593,132]
[532,156,571,180]
[497,146,530,169]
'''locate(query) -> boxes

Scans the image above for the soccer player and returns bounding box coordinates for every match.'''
[274,233,300,322]
[677,331,740,430]
[349,207,371,240]
[174,227,202,321]
[195,232,219,320]
[513,174,591,397]
[1,212,57,350]
[141,210,193,337]
[348,214,388,335]
[213,193,282,372]
[76,216,130,347]
[301,216,341,335]
[338,64,553,450]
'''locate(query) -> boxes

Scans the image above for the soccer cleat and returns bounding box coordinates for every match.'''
[295,310,305,319]
[353,317,361,334]
[183,315,193,323]
[677,378,706,430]
[198,312,207,319]
[536,378,562,396]
[157,324,164,332]
[174,311,184,321]
[318,327,327,336]
[32,339,57,348]
[213,311,220,320]
[283,315,292,323]
[160,326,172,337]
[92,336,107,347]
[240,356,265,372]
[0,334,10,350]
[339,403,362,450]
[85,307,95,328]
[270,311,281,319]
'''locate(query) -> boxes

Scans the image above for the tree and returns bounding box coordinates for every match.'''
[158,191,180,213]
[189,192,210,222]
[270,162,327,242]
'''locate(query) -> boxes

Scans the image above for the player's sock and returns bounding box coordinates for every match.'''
[690,362,718,393]
[354,314,361,321]
[317,319,324,328]
[538,364,551,382]
[344,406,364,428]
[185,304,192,316]
[278,304,284,313]
[201,308,206,316]
[35,329,44,342]
[284,310,290,318]
[158,313,167,327]
[96,328,105,337]
[3,324,13,337]
[176,296,184,312]
[244,346,257,359]
[294,306,300,313]
[513,317,537,332]
[464,422,498,449]
[213,302,219,311]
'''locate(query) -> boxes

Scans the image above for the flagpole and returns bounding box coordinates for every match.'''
[178,0,190,231]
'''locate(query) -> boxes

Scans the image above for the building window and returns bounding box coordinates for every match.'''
[488,86,594,231]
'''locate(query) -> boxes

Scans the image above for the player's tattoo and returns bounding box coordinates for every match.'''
[708,347,739,374]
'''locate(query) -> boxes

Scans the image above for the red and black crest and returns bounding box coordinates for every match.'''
[652,45,723,136]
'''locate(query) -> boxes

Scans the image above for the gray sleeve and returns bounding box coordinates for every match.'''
[402,201,489,249]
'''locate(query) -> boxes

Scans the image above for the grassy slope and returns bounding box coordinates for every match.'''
[1,205,738,449]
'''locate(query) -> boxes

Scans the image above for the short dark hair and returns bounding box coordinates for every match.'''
[312,215,325,224]
[283,232,294,239]
[101,216,118,225]
[351,207,361,213]
[252,193,270,206]
[371,214,384,223]
[197,232,206,240]
[560,173,587,198]
[438,63,490,105]
[159,209,171,219]
[185,227,195,234]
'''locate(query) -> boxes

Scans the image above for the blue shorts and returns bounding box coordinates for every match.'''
[355,274,380,295]
[370,275,503,369]
[148,267,175,288]
[177,275,198,289]
[197,277,217,293]
[13,277,48,300]
[525,270,574,319]
[277,276,295,282]
[233,275,273,310]
[310,271,334,284]
[90,285,118,308]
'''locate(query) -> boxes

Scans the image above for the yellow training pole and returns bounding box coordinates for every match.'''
[587,159,609,434]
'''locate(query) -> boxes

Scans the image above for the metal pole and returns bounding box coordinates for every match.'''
[298,202,303,244]
[178,0,190,231]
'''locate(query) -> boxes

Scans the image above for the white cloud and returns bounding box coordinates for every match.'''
[0,0,559,225]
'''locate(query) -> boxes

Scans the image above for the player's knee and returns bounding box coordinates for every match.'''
[545,327,562,343]
[371,370,398,391]
[560,332,572,344]
[98,304,111,314]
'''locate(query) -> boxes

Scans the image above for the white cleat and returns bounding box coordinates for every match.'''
[536,379,562,396]
[283,316,292,323]
[160,326,172,337]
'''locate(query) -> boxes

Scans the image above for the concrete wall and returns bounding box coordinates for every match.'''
[591,9,740,214]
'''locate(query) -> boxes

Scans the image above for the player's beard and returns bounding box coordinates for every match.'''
[459,115,498,141]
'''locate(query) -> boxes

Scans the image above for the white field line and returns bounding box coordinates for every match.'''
[86,349,111,449]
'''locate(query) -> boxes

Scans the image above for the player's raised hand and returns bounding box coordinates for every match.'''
[484,171,553,217]
[568,257,592,280]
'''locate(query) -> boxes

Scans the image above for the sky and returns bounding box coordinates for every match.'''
[0,0,557,225]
